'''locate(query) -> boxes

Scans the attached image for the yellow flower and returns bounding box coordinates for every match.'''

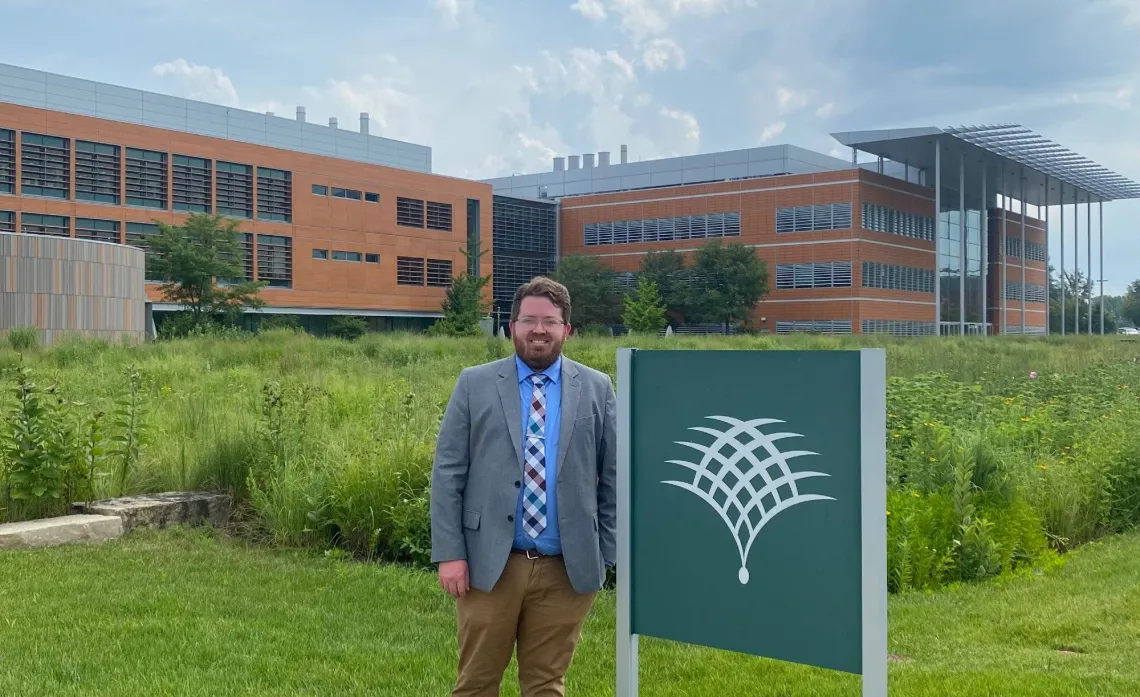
[1038,464,1048,471]
[1020,417,1030,422]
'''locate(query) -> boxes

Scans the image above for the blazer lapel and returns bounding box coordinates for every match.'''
[497,359,525,469]
[557,359,581,476]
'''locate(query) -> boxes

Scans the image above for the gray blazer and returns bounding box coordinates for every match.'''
[430,355,617,594]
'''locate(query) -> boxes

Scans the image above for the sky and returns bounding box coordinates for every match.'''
[1,0,1139,293]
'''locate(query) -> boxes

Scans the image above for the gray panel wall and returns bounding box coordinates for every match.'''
[0,232,147,344]
[482,144,854,198]
[0,63,432,174]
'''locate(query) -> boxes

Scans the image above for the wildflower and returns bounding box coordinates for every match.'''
[1038,464,1048,471]
[1020,417,1030,422]
[1030,371,1038,379]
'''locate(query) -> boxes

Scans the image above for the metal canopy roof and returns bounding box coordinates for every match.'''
[831,124,1140,204]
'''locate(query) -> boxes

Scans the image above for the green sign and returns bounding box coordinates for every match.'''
[615,349,887,696]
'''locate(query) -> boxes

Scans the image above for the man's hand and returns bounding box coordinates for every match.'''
[439,560,470,598]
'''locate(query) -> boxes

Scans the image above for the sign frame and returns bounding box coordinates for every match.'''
[615,347,888,696]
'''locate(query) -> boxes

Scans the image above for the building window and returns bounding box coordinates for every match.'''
[775,320,853,334]
[0,129,14,194]
[217,161,253,218]
[365,253,380,264]
[257,167,292,222]
[218,233,254,285]
[332,250,362,262]
[468,198,482,276]
[397,256,425,285]
[397,197,425,228]
[22,213,70,237]
[583,212,741,246]
[861,320,937,336]
[173,155,212,213]
[75,141,120,204]
[312,184,328,196]
[775,202,853,233]
[365,192,379,203]
[257,234,292,288]
[312,248,328,260]
[0,210,14,233]
[1004,281,1047,303]
[21,132,70,199]
[861,261,934,293]
[125,147,167,209]
[427,258,453,287]
[427,201,453,231]
[75,217,121,243]
[126,221,164,282]
[331,187,362,200]
[775,261,853,290]
[1004,237,1046,263]
[860,203,934,242]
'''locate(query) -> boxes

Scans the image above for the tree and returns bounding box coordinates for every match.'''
[1048,268,1116,333]
[639,250,691,323]
[550,255,622,329]
[688,240,769,332]
[430,248,492,337]
[1121,279,1140,328]
[147,214,265,329]
[622,277,667,334]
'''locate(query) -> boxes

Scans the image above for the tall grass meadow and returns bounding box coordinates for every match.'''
[1,328,1139,593]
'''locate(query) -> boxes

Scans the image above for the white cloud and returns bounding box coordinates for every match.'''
[435,0,460,22]
[660,107,700,145]
[641,38,686,71]
[776,86,809,114]
[151,59,239,107]
[586,0,757,39]
[759,121,786,142]
[815,101,835,119]
[289,46,697,179]
[570,0,608,20]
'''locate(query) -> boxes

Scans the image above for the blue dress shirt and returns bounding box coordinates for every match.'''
[513,354,562,555]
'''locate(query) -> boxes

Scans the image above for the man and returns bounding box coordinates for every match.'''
[430,276,617,697]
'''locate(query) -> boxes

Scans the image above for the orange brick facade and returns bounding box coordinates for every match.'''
[559,169,1047,334]
[0,102,492,318]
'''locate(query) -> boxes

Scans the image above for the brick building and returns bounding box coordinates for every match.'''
[486,129,1140,336]
[2,62,1137,338]
[0,62,491,334]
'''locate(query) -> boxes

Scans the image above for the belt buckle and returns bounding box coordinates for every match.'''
[525,548,540,560]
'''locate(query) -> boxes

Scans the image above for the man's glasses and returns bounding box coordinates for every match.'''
[514,317,566,329]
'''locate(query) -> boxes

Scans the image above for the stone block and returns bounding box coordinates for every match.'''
[0,514,123,550]
[73,491,232,533]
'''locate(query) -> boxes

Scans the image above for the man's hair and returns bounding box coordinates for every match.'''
[511,276,572,323]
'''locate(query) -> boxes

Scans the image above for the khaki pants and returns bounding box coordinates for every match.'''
[452,552,597,697]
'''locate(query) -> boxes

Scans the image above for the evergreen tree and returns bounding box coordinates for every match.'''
[622,277,667,334]
[429,248,491,336]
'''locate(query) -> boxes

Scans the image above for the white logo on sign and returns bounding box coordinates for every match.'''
[662,416,835,585]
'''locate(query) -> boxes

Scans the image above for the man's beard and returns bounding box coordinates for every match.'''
[513,335,562,370]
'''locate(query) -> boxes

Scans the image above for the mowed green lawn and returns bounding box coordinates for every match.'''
[2,527,1139,697]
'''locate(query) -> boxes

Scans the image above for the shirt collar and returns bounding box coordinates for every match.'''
[516,354,562,385]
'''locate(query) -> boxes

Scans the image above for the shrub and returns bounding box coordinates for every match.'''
[0,331,1137,597]
[329,316,367,341]
[7,327,38,352]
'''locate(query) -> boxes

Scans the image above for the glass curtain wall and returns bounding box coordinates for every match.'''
[938,184,985,334]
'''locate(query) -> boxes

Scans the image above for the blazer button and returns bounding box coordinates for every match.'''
[514,481,521,488]
[507,515,514,522]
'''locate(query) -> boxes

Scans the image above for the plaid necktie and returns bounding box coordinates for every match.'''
[522,373,549,538]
